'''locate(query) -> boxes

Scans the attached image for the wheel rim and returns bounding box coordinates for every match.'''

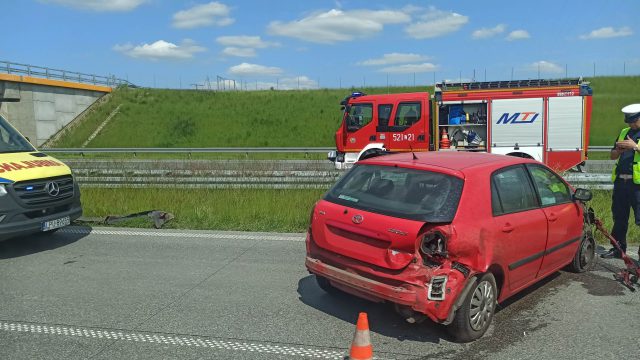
[579,240,594,269]
[469,280,494,331]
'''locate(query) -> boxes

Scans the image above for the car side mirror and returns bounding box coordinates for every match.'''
[573,188,592,202]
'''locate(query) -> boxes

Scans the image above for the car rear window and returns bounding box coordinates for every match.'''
[324,164,463,222]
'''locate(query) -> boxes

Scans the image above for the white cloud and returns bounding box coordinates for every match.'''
[580,26,633,39]
[43,0,147,11]
[506,30,530,41]
[268,8,411,44]
[113,40,206,60]
[222,47,256,57]
[358,53,430,66]
[530,61,563,74]
[216,36,279,48]
[228,63,284,77]
[172,2,234,29]
[405,7,469,39]
[378,63,438,74]
[276,76,318,90]
[472,24,506,39]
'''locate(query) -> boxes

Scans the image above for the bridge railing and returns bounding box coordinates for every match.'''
[0,60,135,88]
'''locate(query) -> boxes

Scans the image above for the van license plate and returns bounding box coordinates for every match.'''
[41,216,71,231]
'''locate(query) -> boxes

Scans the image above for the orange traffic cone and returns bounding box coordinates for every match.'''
[348,312,373,360]
[440,128,451,149]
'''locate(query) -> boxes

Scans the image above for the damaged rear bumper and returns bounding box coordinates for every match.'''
[305,255,471,324]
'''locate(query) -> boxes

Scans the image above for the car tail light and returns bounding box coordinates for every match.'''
[308,202,318,230]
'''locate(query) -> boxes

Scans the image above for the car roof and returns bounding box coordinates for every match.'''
[360,151,537,174]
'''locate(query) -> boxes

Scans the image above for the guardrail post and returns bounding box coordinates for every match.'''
[46,68,50,79]
[63,71,66,81]
[27,65,31,76]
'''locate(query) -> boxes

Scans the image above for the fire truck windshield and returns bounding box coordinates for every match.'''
[0,115,36,154]
[345,103,373,132]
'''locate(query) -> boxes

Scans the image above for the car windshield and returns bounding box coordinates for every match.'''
[324,164,464,222]
[0,115,35,153]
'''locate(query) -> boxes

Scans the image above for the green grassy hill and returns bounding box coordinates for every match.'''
[53,76,640,148]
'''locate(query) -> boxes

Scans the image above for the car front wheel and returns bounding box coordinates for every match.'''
[447,273,497,342]
[567,234,595,273]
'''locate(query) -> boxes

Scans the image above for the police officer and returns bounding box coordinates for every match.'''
[603,103,640,259]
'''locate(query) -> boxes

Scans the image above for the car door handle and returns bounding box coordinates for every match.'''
[548,213,558,222]
[502,223,514,233]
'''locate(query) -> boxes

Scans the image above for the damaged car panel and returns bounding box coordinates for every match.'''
[305,151,594,342]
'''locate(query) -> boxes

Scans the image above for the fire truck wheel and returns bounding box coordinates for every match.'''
[567,234,596,273]
[447,273,497,343]
[315,275,341,295]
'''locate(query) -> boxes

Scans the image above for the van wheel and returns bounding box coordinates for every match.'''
[567,235,595,273]
[315,275,340,295]
[447,273,497,342]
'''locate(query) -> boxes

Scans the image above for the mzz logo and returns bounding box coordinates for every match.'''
[496,112,539,124]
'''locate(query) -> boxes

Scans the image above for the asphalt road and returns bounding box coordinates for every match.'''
[1,227,638,360]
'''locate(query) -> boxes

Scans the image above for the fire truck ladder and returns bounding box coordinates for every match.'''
[436,78,587,91]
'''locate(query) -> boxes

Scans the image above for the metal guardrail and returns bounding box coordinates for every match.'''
[589,146,611,152]
[44,147,335,154]
[0,60,134,88]
[41,146,614,154]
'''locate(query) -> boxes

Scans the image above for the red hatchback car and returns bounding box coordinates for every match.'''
[305,152,595,342]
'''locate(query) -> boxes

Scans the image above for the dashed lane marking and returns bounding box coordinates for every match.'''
[59,227,305,242]
[0,321,345,359]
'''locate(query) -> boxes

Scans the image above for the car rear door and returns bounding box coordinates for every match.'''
[491,165,548,291]
[526,164,583,276]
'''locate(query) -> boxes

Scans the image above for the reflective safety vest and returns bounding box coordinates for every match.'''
[611,127,640,184]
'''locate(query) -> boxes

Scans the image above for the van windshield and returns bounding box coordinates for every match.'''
[324,164,464,222]
[0,115,36,153]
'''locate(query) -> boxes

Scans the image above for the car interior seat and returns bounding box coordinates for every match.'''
[367,178,394,197]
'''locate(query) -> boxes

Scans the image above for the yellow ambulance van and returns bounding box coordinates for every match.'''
[0,114,82,241]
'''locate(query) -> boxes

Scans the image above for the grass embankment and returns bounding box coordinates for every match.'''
[81,188,638,243]
[54,86,427,149]
[53,76,640,149]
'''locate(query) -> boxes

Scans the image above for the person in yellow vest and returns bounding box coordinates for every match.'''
[603,103,640,259]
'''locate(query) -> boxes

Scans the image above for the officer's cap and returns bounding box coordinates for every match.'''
[623,104,640,123]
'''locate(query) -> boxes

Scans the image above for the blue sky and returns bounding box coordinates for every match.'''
[2,0,639,89]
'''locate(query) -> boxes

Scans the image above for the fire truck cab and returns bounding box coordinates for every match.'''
[328,79,593,172]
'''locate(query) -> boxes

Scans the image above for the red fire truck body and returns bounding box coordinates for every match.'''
[328,79,593,172]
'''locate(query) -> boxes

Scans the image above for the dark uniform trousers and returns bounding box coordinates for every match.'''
[611,176,640,252]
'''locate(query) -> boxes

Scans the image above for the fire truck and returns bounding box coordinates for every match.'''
[328,79,593,172]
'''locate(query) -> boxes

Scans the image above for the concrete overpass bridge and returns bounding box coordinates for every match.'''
[0,61,130,146]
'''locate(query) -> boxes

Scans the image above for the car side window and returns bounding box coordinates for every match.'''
[526,165,571,206]
[491,166,539,216]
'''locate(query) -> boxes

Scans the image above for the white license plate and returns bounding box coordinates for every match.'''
[41,216,71,231]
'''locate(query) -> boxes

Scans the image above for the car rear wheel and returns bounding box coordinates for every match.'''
[447,273,497,342]
[315,275,341,295]
[567,235,595,273]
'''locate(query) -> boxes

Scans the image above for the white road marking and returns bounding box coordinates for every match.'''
[59,227,305,242]
[0,321,345,359]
